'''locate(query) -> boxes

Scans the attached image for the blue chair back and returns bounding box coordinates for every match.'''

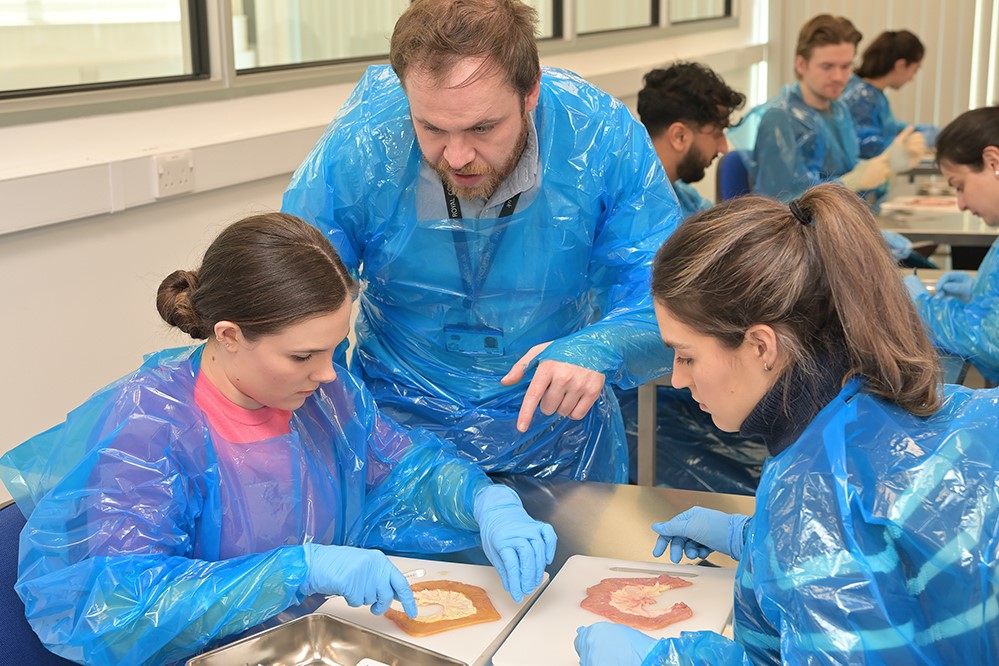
[0,500,76,664]
[716,149,753,201]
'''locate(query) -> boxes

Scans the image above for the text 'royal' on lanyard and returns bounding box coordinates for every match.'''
[443,182,521,306]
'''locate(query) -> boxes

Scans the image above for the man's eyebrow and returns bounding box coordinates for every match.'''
[412,114,502,130]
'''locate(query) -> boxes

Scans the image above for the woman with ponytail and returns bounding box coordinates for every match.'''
[0,212,555,666]
[842,29,938,157]
[575,183,999,665]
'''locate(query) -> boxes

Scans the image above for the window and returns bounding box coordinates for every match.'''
[233,0,559,73]
[668,0,732,24]
[0,0,735,109]
[575,0,655,35]
[233,1,410,71]
[0,0,206,98]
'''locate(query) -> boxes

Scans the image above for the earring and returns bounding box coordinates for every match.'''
[763,362,772,372]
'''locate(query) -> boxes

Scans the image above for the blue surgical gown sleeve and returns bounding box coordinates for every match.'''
[641,633,753,665]
[735,380,999,663]
[842,76,909,159]
[752,106,817,201]
[11,411,313,665]
[349,400,493,551]
[534,99,681,387]
[912,237,999,382]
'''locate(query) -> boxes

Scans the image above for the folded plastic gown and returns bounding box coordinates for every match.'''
[841,74,914,159]
[728,83,881,203]
[637,377,999,665]
[671,180,712,219]
[616,386,765,495]
[0,346,492,666]
[912,236,999,382]
[282,65,680,483]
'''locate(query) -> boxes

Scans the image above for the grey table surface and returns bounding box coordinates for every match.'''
[879,207,998,247]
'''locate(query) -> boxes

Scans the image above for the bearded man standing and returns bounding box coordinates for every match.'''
[282,0,681,482]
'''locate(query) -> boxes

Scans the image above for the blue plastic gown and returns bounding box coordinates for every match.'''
[729,83,871,203]
[0,346,493,666]
[638,377,999,664]
[616,386,765,495]
[671,180,712,219]
[282,65,680,482]
[841,75,910,159]
[841,75,939,157]
[912,236,999,382]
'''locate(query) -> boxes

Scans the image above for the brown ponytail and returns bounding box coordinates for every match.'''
[855,30,925,79]
[652,183,940,416]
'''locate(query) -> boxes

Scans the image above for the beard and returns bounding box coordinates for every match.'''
[675,143,709,184]
[429,114,530,200]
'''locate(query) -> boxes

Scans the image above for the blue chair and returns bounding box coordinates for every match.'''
[0,500,76,665]
[716,149,753,201]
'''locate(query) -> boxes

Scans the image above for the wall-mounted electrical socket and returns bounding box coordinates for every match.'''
[153,151,195,199]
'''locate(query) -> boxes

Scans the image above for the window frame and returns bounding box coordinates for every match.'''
[0,0,738,125]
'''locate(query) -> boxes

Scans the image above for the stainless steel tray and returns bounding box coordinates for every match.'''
[187,613,468,666]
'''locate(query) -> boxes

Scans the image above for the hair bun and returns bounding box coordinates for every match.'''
[156,269,208,338]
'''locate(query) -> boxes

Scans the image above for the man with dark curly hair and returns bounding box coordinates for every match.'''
[637,62,746,218]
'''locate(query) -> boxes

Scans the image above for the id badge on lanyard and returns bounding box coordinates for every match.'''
[443,183,520,356]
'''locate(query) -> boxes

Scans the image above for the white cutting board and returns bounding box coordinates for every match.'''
[316,555,548,666]
[492,555,736,666]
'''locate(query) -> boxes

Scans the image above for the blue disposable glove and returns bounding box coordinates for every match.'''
[574,622,658,666]
[652,507,751,563]
[903,274,929,300]
[914,123,940,148]
[882,230,914,261]
[300,543,417,617]
[474,485,557,603]
[936,271,974,302]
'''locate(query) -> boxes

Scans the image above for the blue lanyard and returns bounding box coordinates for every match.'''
[443,183,520,307]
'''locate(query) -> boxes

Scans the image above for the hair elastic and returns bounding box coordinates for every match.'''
[789,200,813,226]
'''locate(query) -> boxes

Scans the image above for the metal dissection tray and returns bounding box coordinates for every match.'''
[187,613,468,666]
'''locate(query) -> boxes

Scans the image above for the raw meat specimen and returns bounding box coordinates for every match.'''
[581,574,693,630]
[385,580,501,637]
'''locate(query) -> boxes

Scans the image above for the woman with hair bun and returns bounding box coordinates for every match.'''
[1,212,555,666]
[842,29,938,157]
[575,183,999,664]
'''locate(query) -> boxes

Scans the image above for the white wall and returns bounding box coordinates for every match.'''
[0,0,765,503]
[0,176,290,452]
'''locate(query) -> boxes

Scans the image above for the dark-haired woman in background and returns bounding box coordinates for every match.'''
[905,106,999,385]
[0,212,555,666]
[842,29,937,158]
